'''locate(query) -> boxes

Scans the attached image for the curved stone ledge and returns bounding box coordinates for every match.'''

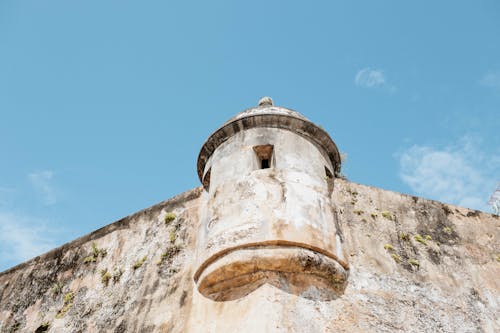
[195,244,349,301]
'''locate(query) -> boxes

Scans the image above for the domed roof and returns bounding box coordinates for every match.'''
[197,98,342,184]
[223,105,309,125]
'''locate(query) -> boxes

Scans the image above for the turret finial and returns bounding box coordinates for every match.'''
[258,96,273,107]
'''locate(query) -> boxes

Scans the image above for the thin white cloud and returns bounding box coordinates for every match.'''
[355,68,386,88]
[479,71,500,90]
[0,211,55,267]
[28,170,57,205]
[399,137,498,212]
[0,171,64,270]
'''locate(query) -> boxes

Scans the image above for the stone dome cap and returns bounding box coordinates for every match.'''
[222,105,309,126]
[258,96,274,106]
[197,98,342,183]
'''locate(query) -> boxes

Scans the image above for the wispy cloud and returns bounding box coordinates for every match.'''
[0,211,56,268]
[354,67,396,93]
[398,137,499,212]
[355,68,386,87]
[0,170,64,270]
[28,170,57,205]
[479,71,500,90]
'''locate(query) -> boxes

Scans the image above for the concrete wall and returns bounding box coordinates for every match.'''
[0,180,499,332]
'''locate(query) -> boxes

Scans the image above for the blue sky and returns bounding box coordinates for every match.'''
[1,1,499,271]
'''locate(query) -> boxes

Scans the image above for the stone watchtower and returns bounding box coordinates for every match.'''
[194,97,349,301]
[1,98,498,332]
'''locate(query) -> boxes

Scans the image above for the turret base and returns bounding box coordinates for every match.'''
[195,245,349,301]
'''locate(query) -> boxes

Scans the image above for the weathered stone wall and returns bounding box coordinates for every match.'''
[1,180,499,332]
[0,188,203,333]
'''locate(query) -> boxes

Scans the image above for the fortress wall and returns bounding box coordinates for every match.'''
[1,180,499,332]
[0,188,203,333]
[329,180,499,332]
[187,180,499,333]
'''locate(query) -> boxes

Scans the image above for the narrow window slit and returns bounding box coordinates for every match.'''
[253,145,274,169]
[261,159,270,169]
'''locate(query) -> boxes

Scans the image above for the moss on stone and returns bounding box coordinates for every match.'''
[391,253,401,263]
[157,245,181,266]
[164,212,176,224]
[384,244,395,251]
[408,258,420,267]
[100,269,112,286]
[83,255,96,264]
[132,256,147,270]
[414,234,427,245]
[83,242,107,264]
[63,291,74,304]
[381,211,393,220]
[399,232,410,241]
[52,282,62,297]
[169,230,177,243]
[443,226,453,234]
[56,292,74,319]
